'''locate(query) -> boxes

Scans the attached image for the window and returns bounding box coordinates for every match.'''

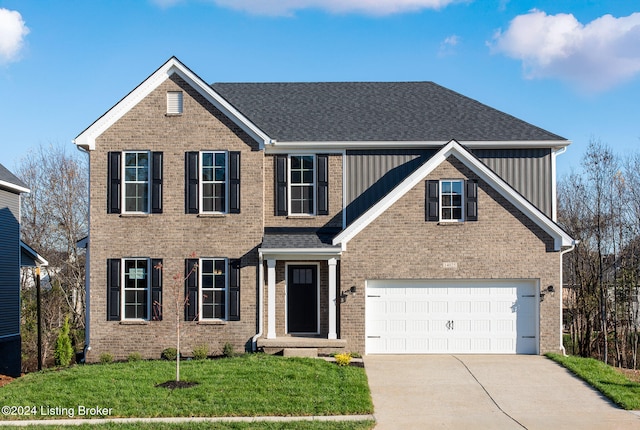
[426,179,477,222]
[200,258,227,319]
[185,151,240,214]
[107,151,163,214]
[124,152,150,213]
[184,258,241,322]
[274,154,328,216]
[167,91,183,114]
[107,258,162,321]
[289,155,315,215]
[440,180,463,221]
[200,151,227,213]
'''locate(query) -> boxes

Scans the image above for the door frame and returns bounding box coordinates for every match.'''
[285,262,321,335]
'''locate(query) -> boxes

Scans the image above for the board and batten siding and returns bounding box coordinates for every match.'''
[344,148,553,225]
[0,188,21,338]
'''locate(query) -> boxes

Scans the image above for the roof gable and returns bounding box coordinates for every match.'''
[74,57,271,151]
[211,82,568,144]
[333,140,574,251]
[0,163,29,194]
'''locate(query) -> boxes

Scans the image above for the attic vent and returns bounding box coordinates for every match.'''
[167,91,183,114]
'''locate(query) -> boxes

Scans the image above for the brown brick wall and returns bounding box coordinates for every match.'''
[87,75,262,361]
[338,156,562,354]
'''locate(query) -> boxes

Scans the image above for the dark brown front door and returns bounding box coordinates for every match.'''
[287,265,318,333]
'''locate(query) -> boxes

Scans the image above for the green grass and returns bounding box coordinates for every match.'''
[546,353,640,410]
[19,421,376,430]
[0,354,373,420]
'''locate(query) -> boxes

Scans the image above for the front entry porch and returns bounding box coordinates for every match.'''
[256,336,347,355]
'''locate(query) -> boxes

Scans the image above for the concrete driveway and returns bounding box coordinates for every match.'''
[364,355,640,430]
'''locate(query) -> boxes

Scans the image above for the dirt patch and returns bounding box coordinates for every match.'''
[155,380,199,389]
[0,374,17,387]
[615,368,640,384]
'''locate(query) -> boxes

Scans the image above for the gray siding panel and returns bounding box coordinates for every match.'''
[345,149,435,224]
[0,188,20,338]
[473,148,552,217]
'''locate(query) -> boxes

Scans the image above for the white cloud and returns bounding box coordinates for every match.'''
[439,34,460,56]
[153,0,460,16]
[0,8,29,64]
[490,10,640,92]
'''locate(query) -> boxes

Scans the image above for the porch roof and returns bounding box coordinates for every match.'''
[260,228,342,259]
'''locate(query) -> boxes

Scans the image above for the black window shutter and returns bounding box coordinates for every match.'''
[107,152,121,214]
[228,259,241,321]
[275,155,288,216]
[185,152,199,214]
[151,152,163,214]
[107,259,121,321]
[426,180,439,222]
[151,259,163,321]
[229,151,241,214]
[316,154,329,216]
[185,259,199,321]
[466,179,478,221]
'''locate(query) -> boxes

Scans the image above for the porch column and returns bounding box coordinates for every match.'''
[267,259,277,339]
[328,258,338,340]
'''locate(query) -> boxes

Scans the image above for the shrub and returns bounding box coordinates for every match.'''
[334,352,352,366]
[161,347,178,361]
[192,344,209,360]
[99,353,114,364]
[54,316,74,366]
[127,352,142,362]
[222,342,235,358]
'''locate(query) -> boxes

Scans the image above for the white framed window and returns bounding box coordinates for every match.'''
[123,151,150,213]
[289,155,315,215]
[440,179,464,222]
[199,258,228,320]
[200,151,227,213]
[167,91,183,114]
[122,258,150,320]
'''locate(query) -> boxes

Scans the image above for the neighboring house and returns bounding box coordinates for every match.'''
[0,163,30,376]
[74,57,575,361]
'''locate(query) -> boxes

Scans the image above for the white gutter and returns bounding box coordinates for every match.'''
[559,242,577,356]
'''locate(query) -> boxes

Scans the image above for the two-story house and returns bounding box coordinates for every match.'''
[0,163,30,376]
[74,57,574,361]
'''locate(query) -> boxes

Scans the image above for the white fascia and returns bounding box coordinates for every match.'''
[264,140,571,153]
[333,139,574,251]
[0,180,30,194]
[73,57,272,151]
[258,247,342,261]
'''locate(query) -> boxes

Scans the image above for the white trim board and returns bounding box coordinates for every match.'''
[333,140,575,251]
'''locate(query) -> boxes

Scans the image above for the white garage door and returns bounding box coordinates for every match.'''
[366,279,538,354]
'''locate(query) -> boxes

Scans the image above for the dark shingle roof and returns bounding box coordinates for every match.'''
[0,163,27,191]
[211,82,565,142]
[262,228,342,249]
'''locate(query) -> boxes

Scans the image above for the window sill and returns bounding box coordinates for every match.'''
[119,320,150,325]
[197,320,228,325]
[437,221,465,226]
[119,213,150,218]
[287,215,316,219]
[197,213,227,218]
[165,113,182,117]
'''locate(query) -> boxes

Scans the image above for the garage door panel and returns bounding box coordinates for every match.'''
[366,279,538,354]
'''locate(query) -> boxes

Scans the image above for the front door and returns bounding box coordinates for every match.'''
[287,265,318,333]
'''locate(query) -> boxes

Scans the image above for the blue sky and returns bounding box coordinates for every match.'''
[0,0,639,178]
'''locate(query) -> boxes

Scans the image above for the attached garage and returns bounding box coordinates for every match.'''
[366,279,539,354]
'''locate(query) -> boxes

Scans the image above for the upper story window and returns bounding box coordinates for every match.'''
[167,91,183,114]
[426,179,477,223]
[107,258,163,322]
[274,154,329,217]
[124,151,150,213]
[289,155,315,215]
[107,151,163,215]
[185,151,240,215]
[200,151,227,213]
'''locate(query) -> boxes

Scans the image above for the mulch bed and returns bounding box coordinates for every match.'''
[155,380,199,389]
[0,374,17,387]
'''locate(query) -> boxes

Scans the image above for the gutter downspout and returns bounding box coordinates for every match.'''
[75,142,91,362]
[252,253,264,351]
[560,242,577,356]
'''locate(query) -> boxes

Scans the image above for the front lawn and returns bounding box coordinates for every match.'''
[20,421,376,430]
[546,353,640,410]
[0,354,373,420]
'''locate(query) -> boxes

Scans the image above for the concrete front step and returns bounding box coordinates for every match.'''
[283,348,318,358]
[257,337,347,355]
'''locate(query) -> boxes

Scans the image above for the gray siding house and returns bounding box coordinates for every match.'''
[0,163,29,376]
[75,57,575,361]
